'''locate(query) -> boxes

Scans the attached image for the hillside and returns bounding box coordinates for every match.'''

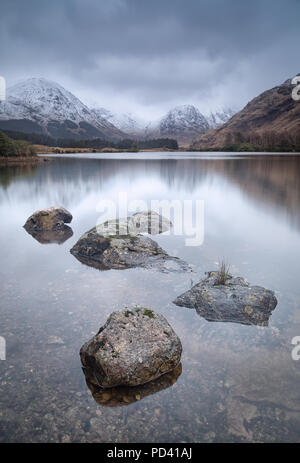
[191,75,300,151]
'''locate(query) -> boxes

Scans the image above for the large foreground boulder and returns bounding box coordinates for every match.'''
[70,227,189,272]
[173,271,277,326]
[80,306,182,388]
[96,211,172,236]
[24,206,72,232]
[83,363,182,407]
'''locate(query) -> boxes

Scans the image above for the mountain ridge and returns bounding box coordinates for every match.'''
[97,104,236,144]
[0,77,236,144]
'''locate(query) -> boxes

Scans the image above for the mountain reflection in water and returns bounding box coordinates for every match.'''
[1,154,299,232]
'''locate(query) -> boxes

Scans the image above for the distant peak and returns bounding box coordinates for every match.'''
[169,104,197,112]
[8,77,64,92]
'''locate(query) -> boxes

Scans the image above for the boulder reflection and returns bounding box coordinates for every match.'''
[82,363,182,407]
[193,304,274,326]
[24,224,73,244]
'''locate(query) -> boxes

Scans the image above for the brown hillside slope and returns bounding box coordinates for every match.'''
[191,75,300,150]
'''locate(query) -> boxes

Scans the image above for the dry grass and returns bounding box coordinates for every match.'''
[215,260,231,285]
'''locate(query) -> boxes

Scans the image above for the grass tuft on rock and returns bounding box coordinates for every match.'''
[215,260,231,285]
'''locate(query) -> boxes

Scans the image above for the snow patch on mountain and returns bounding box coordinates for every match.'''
[92,108,147,136]
[206,107,236,129]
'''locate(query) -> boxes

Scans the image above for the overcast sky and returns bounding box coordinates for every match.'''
[1,0,299,119]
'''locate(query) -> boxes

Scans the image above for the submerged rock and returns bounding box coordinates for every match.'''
[96,211,172,237]
[173,271,277,326]
[83,363,182,407]
[70,226,189,272]
[24,224,73,244]
[24,206,72,232]
[80,306,182,388]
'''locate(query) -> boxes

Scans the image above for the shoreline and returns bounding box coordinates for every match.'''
[32,144,300,156]
[2,151,300,166]
[0,156,51,166]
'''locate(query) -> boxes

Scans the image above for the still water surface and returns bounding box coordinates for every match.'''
[0,153,300,442]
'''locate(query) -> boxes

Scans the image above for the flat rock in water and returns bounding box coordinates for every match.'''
[80,306,182,388]
[173,271,277,326]
[70,227,189,272]
[24,206,72,232]
[96,210,172,236]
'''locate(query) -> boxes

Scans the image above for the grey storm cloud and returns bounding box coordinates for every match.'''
[0,0,300,117]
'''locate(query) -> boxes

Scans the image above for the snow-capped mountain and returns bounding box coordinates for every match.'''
[206,108,236,129]
[134,105,211,145]
[90,104,237,145]
[158,105,209,142]
[0,78,126,140]
[91,108,147,137]
[0,77,236,144]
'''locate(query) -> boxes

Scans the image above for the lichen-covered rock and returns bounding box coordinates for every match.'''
[24,224,73,244]
[83,363,182,406]
[23,206,72,232]
[96,210,172,236]
[70,227,189,272]
[80,306,182,388]
[173,271,277,326]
